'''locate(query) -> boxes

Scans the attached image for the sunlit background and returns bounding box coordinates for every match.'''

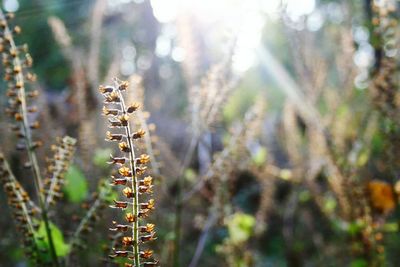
[1,0,372,89]
[2,0,398,266]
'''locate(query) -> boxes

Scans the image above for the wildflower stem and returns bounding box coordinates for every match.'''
[116,86,141,267]
[0,9,59,266]
[173,134,199,267]
[0,154,41,260]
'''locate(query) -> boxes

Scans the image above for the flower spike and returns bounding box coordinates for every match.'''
[101,79,157,267]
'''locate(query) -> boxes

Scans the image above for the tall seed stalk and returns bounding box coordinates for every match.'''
[0,9,59,266]
[101,78,158,267]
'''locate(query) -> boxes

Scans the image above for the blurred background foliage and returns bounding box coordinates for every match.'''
[1,0,400,266]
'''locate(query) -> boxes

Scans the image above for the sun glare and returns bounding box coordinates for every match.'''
[149,0,316,73]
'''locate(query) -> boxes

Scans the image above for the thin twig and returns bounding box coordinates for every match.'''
[188,211,218,267]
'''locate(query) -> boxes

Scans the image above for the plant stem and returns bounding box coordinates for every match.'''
[116,87,141,267]
[0,9,59,266]
[0,155,41,261]
[173,186,182,267]
[172,135,199,267]
[188,211,217,267]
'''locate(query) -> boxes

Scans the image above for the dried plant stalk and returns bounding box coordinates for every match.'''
[0,10,59,265]
[44,136,77,208]
[370,0,399,117]
[101,78,158,267]
[0,152,41,264]
[69,181,112,253]
[127,75,161,177]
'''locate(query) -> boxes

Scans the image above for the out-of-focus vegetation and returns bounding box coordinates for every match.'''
[1,0,400,266]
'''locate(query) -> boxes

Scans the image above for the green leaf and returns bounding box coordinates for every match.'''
[251,146,268,167]
[337,104,349,119]
[98,179,116,203]
[10,247,23,261]
[357,149,370,167]
[226,212,255,245]
[383,223,398,232]
[64,165,88,203]
[323,196,337,213]
[36,221,70,258]
[279,169,292,180]
[347,222,363,236]
[350,259,368,267]
[93,148,112,169]
[184,168,197,183]
[371,133,384,154]
[299,190,311,202]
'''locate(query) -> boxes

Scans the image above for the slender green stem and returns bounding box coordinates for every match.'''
[173,135,199,267]
[67,184,109,266]
[173,192,182,267]
[0,155,41,261]
[116,87,140,267]
[0,9,59,266]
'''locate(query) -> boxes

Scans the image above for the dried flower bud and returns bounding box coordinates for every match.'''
[104,91,120,103]
[127,103,140,113]
[27,106,37,113]
[31,141,43,150]
[122,236,133,246]
[136,166,147,176]
[106,131,123,141]
[119,166,132,177]
[137,154,150,165]
[140,176,153,187]
[125,213,136,223]
[108,119,122,128]
[140,199,155,210]
[109,249,129,258]
[6,89,17,97]
[118,114,129,126]
[27,90,39,98]
[132,129,146,139]
[138,210,150,218]
[143,261,160,267]
[111,200,129,209]
[15,81,23,89]
[140,223,155,233]
[117,80,129,91]
[139,185,153,194]
[16,131,25,138]
[103,106,119,116]
[29,121,40,129]
[140,232,157,243]
[99,85,114,94]
[108,155,126,165]
[123,187,134,198]
[13,65,21,74]
[111,176,128,185]
[140,250,153,259]
[109,221,129,232]
[9,48,18,57]
[14,113,23,121]
[119,142,131,153]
